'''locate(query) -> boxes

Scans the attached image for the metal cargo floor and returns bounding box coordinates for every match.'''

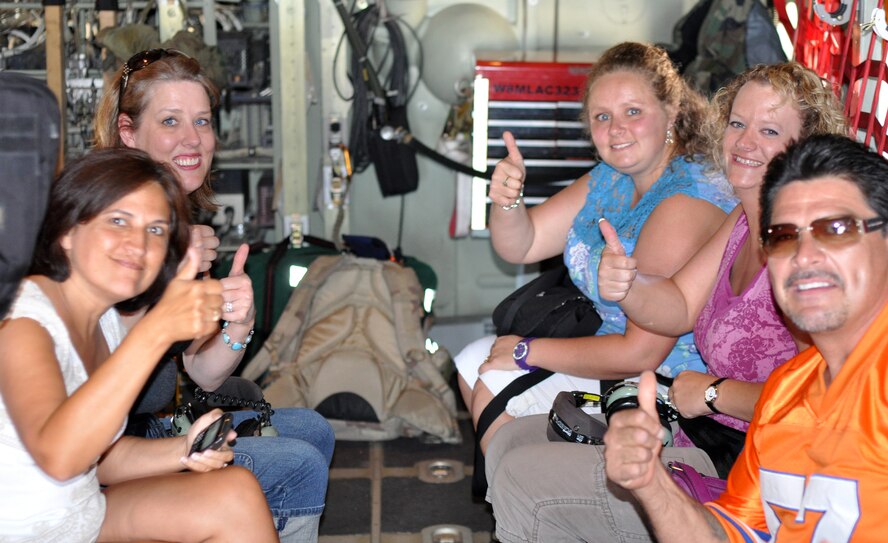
[318,409,495,543]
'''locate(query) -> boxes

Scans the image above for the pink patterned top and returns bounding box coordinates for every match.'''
[673,212,797,446]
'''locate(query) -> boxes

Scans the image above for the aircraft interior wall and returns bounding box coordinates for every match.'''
[306,0,698,326]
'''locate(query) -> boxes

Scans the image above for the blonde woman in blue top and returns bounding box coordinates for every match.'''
[455,42,737,452]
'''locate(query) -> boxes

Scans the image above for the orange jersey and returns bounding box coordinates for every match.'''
[707,302,888,542]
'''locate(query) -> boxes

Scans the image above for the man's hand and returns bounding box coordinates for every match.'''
[597,218,637,302]
[604,371,664,490]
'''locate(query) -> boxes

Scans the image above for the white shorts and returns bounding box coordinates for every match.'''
[454,335,608,418]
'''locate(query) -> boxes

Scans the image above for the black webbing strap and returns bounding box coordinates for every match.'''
[471,368,555,497]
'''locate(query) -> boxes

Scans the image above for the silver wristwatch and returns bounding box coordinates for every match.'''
[704,377,727,414]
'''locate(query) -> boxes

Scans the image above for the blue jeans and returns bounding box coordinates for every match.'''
[153,407,334,536]
[228,407,334,520]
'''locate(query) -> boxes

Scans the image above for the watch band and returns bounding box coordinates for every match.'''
[512,337,538,371]
[704,377,728,414]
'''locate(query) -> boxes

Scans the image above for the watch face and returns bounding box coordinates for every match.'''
[513,341,528,361]
[704,386,717,402]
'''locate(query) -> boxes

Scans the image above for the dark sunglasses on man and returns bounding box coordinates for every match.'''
[761,215,887,257]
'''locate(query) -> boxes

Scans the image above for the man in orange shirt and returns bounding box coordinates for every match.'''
[605,134,888,542]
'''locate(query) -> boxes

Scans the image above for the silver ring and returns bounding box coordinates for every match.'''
[502,176,510,187]
[223,301,234,313]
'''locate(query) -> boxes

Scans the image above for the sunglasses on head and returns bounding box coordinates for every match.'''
[761,215,887,257]
[117,49,186,113]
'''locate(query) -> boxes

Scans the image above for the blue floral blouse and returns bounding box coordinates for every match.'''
[564,156,738,377]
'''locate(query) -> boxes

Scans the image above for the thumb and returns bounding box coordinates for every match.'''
[175,246,201,281]
[598,218,625,255]
[228,243,249,277]
[637,371,659,420]
[503,131,524,164]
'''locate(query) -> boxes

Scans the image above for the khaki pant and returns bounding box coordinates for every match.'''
[486,415,717,543]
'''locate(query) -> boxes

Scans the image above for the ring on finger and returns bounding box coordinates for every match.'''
[502,176,510,187]
[223,301,234,313]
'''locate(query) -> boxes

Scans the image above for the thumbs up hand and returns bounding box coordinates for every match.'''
[189,224,220,274]
[143,246,225,344]
[597,218,638,302]
[489,131,526,210]
[603,371,664,491]
[219,243,256,325]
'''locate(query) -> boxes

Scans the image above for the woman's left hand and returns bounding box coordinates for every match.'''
[220,244,256,325]
[479,335,524,373]
[180,409,236,472]
[668,370,715,419]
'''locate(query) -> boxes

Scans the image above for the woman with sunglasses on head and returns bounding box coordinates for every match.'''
[94,48,333,543]
[0,148,277,542]
[482,63,848,543]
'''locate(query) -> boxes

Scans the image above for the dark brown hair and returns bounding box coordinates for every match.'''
[30,147,192,312]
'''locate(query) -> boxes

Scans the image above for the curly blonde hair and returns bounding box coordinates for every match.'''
[94,50,221,212]
[581,42,709,160]
[704,62,849,170]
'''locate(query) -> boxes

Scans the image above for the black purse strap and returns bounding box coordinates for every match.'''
[500,266,567,333]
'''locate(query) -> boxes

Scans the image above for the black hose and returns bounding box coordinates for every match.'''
[381,126,589,185]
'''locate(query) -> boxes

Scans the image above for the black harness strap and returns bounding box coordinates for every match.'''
[471,368,554,497]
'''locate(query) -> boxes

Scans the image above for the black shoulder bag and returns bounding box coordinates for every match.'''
[491,262,601,339]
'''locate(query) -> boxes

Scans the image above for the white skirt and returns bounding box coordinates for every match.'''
[454,335,607,418]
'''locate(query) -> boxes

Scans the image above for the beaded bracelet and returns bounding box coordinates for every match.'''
[221,320,254,352]
[501,187,525,211]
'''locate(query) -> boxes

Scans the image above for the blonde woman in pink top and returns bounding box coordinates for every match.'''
[597,62,848,473]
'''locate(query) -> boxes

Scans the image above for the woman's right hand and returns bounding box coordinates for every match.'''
[597,218,638,302]
[489,131,526,209]
[180,409,236,472]
[189,224,220,273]
[145,247,224,344]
